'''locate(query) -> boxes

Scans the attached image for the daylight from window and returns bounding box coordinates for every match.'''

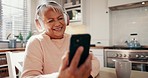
[0,0,30,41]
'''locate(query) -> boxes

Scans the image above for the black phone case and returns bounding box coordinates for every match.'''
[69,34,91,67]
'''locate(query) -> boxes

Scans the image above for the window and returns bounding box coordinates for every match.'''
[0,0,31,41]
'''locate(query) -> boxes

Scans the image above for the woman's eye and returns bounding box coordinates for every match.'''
[58,17,64,20]
[47,20,54,23]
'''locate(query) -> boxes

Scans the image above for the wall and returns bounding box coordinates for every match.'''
[30,0,39,34]
[65,24,87,34]
[0,42,8,48]
[110,6,148,45]
[0,41,22,48]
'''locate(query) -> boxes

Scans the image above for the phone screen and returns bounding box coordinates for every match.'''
[68,34,91,67]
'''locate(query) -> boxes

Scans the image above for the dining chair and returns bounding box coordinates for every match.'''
[6,51,25,78]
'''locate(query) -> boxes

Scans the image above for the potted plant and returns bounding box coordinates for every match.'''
[16,31,33,47]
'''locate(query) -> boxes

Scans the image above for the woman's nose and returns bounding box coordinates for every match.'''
[54,20,62,26]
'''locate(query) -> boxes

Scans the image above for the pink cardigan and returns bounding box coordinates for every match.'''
[21,32,100,78]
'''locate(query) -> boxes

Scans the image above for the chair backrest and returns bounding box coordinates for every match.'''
[6,51,25,78]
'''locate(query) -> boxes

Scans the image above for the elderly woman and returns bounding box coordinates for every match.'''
[21,1,100,78]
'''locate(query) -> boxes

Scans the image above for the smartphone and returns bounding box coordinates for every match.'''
[68,34,91,67]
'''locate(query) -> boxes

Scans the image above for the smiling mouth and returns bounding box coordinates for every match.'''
[53,27,63,31]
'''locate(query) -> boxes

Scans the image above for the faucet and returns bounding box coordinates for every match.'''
[6,33,11,40]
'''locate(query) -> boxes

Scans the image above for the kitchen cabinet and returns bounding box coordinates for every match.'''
[82,0,109,45]
[63,0,82,24]
[0,52,8,77]
[90,49,104,67]
[108,0,148,7]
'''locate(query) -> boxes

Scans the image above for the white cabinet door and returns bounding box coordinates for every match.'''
[108,0,147,7]
[82,0,109,45]
[90,49,104,67]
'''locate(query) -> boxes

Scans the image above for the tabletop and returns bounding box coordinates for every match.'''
[96,67,148,78]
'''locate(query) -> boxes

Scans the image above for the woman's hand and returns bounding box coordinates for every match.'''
[58,46,92,78]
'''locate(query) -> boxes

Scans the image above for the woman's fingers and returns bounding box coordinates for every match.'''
[58,48,92,78]
[70,46,84,71]
[79,53,92,77]
[60,51,69,71]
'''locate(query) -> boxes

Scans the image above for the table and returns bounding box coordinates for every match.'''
[96,67,148,78]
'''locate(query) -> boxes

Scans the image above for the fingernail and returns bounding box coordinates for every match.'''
[79,46,84,51]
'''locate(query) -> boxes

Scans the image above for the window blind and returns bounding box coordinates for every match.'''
[0,0,31,41]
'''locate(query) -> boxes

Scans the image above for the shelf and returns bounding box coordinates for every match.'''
[64,3,81,9]
[64,0,82,24]
[0,64,8,68]
[66,7,81,11]
[70,19,81,23]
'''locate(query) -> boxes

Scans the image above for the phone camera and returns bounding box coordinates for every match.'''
[76,39,79,43]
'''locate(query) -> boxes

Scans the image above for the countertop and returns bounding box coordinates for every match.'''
[96,67,148,78]
[0,48,25,52]
[90,45,148,50]
[0,45,148,52]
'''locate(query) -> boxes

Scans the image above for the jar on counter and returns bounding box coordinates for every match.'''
[8,39,16,48]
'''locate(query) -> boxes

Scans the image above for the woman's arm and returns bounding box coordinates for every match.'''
[21,36,44,77]
[91,55,100,78]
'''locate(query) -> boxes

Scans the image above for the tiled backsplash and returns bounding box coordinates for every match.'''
[110,6,148,45]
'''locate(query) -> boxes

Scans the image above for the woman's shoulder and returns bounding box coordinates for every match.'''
[27,33,47,43]
[64,33,71,39]
[28,33,70,43]
[28,34,42,41]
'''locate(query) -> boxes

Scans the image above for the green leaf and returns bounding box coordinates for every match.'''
[26,31,33,41]
[17,33,23,41]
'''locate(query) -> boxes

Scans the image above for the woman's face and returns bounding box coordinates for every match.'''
[41,7,66,39]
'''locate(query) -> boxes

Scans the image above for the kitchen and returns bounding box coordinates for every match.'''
[0,0,148,78]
